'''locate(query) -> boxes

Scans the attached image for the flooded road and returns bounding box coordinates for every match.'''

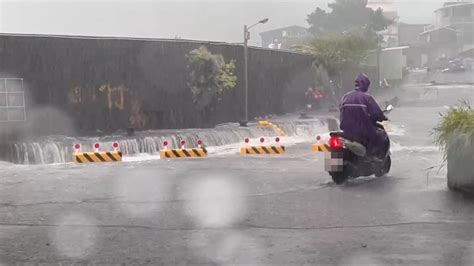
[1,84,474,264]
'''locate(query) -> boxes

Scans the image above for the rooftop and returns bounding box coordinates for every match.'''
[259,25,308,37]
[435,2,474,12]
[0,32,234,45]
[420,26,459,35]
[398,22,430,27]
[0,32,310,55]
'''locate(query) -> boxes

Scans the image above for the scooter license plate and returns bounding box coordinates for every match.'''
[325,151,344,172]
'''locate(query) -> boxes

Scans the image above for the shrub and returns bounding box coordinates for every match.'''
[185,46,237,110]
[434,103,474,156]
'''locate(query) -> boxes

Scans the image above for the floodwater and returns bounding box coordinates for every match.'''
[1,83,474,264]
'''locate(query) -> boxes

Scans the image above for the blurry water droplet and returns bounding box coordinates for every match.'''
[183,175,246,228]
[114,169,171,218]
[188,231,262,264]
[50,213,98,258]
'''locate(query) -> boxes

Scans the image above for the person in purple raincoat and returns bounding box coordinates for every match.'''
[339,73,388,159]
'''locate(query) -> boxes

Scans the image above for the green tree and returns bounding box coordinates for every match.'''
[307,0,391,43]
[294,33,374,77]
[186,46,237,111]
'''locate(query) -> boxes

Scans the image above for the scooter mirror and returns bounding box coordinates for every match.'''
[385,105,394,112]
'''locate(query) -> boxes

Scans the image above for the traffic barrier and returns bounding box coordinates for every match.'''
[240,137,285,155]
[258,121,288,137]
[312,135,330,153]
[73,142,123,163]
[73,151,123,163]
[312,144,330,153]
[159,140,208,159]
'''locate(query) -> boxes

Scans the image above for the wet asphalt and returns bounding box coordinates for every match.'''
[0,84,474,264]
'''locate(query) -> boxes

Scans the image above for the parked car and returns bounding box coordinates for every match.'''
[441,59,466,73]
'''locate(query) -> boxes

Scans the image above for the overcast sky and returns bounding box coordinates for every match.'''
[0,0,450,44]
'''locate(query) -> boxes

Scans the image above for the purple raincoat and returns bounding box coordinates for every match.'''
[339,74,387,158]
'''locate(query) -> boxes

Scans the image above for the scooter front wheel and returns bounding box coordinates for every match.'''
[375,155,391,177]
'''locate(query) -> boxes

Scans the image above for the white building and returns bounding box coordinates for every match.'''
[418,1,474,62]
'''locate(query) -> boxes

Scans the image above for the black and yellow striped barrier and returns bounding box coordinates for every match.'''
[240,146,285,155]
[312,143,330,153]
[73,151,123,163]
[160,148,208,159]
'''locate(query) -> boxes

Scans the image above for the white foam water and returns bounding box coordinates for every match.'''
[391,142,439,153]
[9,118,331,164]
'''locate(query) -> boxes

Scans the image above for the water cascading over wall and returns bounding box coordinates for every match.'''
[10,119,330,164]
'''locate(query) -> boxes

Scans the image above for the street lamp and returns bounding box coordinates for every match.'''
[242,18,269,126]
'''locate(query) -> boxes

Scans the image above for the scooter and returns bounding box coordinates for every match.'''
[325,105,394,185]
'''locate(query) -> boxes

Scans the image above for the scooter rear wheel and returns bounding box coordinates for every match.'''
[331,172,348,185]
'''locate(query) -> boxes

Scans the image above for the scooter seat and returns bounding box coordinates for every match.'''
[344,140,367,157]
[330,132,367,157]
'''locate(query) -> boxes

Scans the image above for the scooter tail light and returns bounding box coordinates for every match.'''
[330,136,343,150]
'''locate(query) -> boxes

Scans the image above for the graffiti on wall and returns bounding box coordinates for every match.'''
[128,98,148,129]
[68,85,149,129]
[98,85,127,110]
[69,84,128,110]
[68,86,82,104]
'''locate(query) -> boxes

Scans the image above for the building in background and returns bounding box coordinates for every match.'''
[259,25,310,50]
[368,1,474,70]
[398,23,428,46]
[366,0,408,82]
[420,1,474,63]
[398,23,430,67]
[366,46,408,83]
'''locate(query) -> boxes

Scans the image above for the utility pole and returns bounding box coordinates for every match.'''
[244,25,249,123]
[241,18,269,126]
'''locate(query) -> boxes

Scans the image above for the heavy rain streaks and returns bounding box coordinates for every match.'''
[1,0,474,264]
